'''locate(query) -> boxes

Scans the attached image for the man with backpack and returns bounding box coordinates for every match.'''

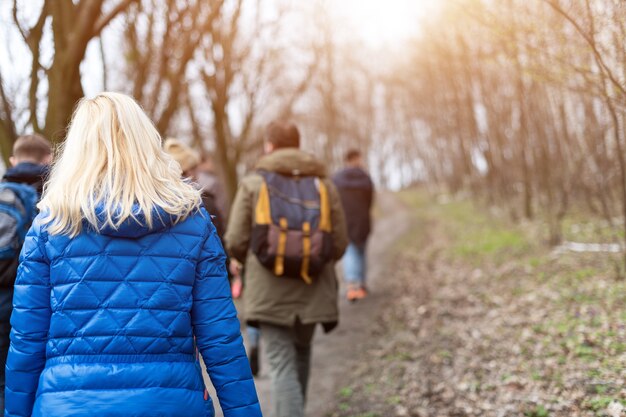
[0,134,52,414]
[333,149,374,302]
[225,121,348,417]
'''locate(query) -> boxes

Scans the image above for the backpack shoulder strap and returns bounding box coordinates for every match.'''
[317,179,332,233]
[254,174,272,226]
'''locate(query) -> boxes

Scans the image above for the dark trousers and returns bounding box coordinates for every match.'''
[260,320,316,417]
[0,288,13,416]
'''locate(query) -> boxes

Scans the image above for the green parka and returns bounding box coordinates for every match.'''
[225,148,348,332]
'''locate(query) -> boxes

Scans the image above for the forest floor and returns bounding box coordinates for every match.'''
[326,190,626,417]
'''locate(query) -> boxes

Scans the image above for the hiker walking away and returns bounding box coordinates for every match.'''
[0,134,52,416]
[333,149,374,302]
[164,138,226,237]
[225,121,348,417]
[196,157,229,229]
[4,93,261,417]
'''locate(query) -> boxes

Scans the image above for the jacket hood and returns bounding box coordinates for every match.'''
[93,204,176,238]
[3,162,49,193]
[255,148,327,177]
[333,167,372,190]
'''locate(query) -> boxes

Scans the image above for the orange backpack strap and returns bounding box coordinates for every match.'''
[255,179,272,225]
[274,217,288,276]
[318,180,332,233]
[300,222,313,284]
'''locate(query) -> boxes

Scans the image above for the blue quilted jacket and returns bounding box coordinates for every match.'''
[4,207,262,417]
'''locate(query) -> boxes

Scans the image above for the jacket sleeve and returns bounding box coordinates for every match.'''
[192,219,262,417]
[224,179,254,263]
[327,180,349,260]
[5,220,51,417]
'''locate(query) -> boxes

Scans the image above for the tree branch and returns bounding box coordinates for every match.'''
[0,70,17,139]
[16,0,51,133]
[541,0,626,97]
[11,0,28,43]
[92,0,139,37]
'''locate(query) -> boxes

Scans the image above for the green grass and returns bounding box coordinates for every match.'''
[561,213,625,244]
[385,395,402,406]
[339,387,353,399]
[398,189,531,262]
[584,396,626,412]
[420,192,532,262]
[525,405,549,417]
[453,228,528,260]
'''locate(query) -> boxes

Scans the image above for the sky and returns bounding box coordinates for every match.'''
[331,0,439,47]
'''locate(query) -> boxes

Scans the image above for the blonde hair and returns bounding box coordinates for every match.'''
[39,92,201,236]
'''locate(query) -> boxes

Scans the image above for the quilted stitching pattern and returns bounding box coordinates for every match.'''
[5,210,262,417]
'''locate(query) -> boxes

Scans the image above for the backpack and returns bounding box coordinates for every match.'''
[0,182,39,260]
[251,170,333,284]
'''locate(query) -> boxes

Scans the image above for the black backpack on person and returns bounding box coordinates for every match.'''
[251,170,333,284]
[0,182,39,287]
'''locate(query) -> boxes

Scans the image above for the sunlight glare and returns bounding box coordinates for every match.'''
[331,0,438,46]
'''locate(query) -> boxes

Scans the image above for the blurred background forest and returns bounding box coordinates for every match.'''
[1,0,626,254]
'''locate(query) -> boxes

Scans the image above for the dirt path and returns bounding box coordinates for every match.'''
[206,192,411,417]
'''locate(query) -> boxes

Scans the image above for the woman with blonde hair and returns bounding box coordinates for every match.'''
[4,92,262,417]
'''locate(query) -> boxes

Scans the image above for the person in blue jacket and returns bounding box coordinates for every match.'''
[4,92,262,417]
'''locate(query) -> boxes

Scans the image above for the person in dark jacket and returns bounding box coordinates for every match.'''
[4,93,261,417]
[333,149,374,301]
[196,157,229,227]
[0,134,52,415]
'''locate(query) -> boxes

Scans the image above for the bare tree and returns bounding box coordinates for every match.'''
[8,0,137,146]
[123,0,222,136]
[194,0,319,203]
[387,0,626,258]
